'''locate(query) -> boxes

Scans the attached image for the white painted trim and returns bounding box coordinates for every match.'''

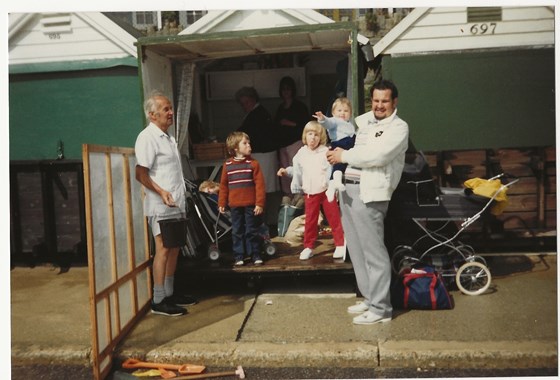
[282,9,335,24]
[76,13,137,58]
[180,10,236,34]
[372,6,555,58]
[373,7,430,58]
[8,13,36,40]
[180,9,334,35]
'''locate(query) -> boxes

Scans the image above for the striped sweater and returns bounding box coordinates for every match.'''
[218,156,266,209]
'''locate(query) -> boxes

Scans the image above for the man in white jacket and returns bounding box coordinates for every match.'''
[327,80,409,325]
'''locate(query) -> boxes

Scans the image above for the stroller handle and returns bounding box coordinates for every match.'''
[489,173,520,186]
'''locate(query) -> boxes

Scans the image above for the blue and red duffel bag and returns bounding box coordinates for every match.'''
[392,265,454,310]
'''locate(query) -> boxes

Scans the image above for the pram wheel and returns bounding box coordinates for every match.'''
[391,245,418,274]
[455,261,492,296]
[208,245,221,261]
[264,241,276,256]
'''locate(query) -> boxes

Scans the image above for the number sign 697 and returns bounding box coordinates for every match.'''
[470,23,497,35]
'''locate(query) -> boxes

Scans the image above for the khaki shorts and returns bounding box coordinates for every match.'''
[148,212,186,237]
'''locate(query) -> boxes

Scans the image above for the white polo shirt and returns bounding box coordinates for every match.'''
[135,122,186,216]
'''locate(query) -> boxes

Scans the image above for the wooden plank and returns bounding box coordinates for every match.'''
[544,146,556,162]
[423,152,438,168]
[493,148,536,177]
[545,211,557,228]
[500,211,556,233]
[181,237,352,275]
[443,150,487,183]
[495,148,535,163]
[82,144,103,380]
[546,194,556,210]
[500,211,537,230]
[498,163,534,177]
[443,150,486,165]
[16,171,45,252]
[505,176,536,195]
[504,194,538,212]
[545,175,556,194]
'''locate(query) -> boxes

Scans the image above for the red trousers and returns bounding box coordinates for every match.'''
[303,191,344,249]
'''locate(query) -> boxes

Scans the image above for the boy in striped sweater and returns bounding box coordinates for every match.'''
[218,132,266,266]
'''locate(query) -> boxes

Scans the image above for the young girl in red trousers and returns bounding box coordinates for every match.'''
[279,121,345,260]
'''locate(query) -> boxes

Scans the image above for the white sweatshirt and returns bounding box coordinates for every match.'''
[291,145,332,195]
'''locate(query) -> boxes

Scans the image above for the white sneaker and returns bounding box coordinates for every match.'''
[347,301,369,314]
[333,246,346,259]
[299,248,313,260]
[353,311,391,325]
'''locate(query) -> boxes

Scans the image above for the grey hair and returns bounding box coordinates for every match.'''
[143,90,168,119]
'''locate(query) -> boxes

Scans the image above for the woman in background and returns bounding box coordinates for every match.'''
[273,76,310,196]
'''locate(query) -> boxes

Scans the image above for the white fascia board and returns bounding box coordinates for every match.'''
[8,13,36,41]
[282,9,335,24]
[76,12,137,58]
[179,10,236,34]
[373,7,430,58]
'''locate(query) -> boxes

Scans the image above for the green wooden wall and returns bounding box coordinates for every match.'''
[381,48,555,151]
[9,67,143,160]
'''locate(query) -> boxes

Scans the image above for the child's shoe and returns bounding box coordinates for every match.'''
[253,255,263,265]
[333,246,346,259]
[299,248,313,260]
[234,256,244,266]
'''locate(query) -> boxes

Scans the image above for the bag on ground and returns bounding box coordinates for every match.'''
[392,265,454,310]
[277,204,304,237]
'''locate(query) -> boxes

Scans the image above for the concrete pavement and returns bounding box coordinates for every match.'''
[10,253,558,377]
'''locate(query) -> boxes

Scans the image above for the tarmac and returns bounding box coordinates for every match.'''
[10,252,559,378]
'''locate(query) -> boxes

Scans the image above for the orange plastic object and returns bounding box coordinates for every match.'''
[122,358,206,375]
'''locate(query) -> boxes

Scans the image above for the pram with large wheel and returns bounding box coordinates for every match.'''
[183,178,276,262]
[387,152,518,296]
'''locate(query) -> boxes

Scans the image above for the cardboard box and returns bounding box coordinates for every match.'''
[193,143,228,160]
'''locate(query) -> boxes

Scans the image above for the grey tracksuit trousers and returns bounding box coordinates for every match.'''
[339,184,393,318]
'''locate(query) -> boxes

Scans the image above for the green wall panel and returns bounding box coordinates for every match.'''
[10,67,143,160]
[381,49,555,151]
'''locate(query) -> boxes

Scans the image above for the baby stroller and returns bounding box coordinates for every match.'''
[184,178,276,262]
[387,152,518,296]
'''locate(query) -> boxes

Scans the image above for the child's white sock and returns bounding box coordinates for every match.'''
[326,171,346,202]
[332,170,345,191]
[326,180,337,202]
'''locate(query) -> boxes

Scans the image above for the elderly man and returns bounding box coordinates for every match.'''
[135,91,196,316]
[327,80,409,325]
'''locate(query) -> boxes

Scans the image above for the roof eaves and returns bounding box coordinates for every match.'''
[372,7,430,58]
[77,12,138,58]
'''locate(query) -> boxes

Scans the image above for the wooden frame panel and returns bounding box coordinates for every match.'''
[82,144,151,380]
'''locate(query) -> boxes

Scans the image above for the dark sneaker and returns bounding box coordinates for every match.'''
[167,294,198,306]
[151,299,187,316]
[253,256,263,265]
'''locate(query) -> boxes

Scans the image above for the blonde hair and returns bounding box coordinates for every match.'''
[226,131,250,156]
[301,121,327,146]
[331,97,352,114]
[199,180,220,193]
